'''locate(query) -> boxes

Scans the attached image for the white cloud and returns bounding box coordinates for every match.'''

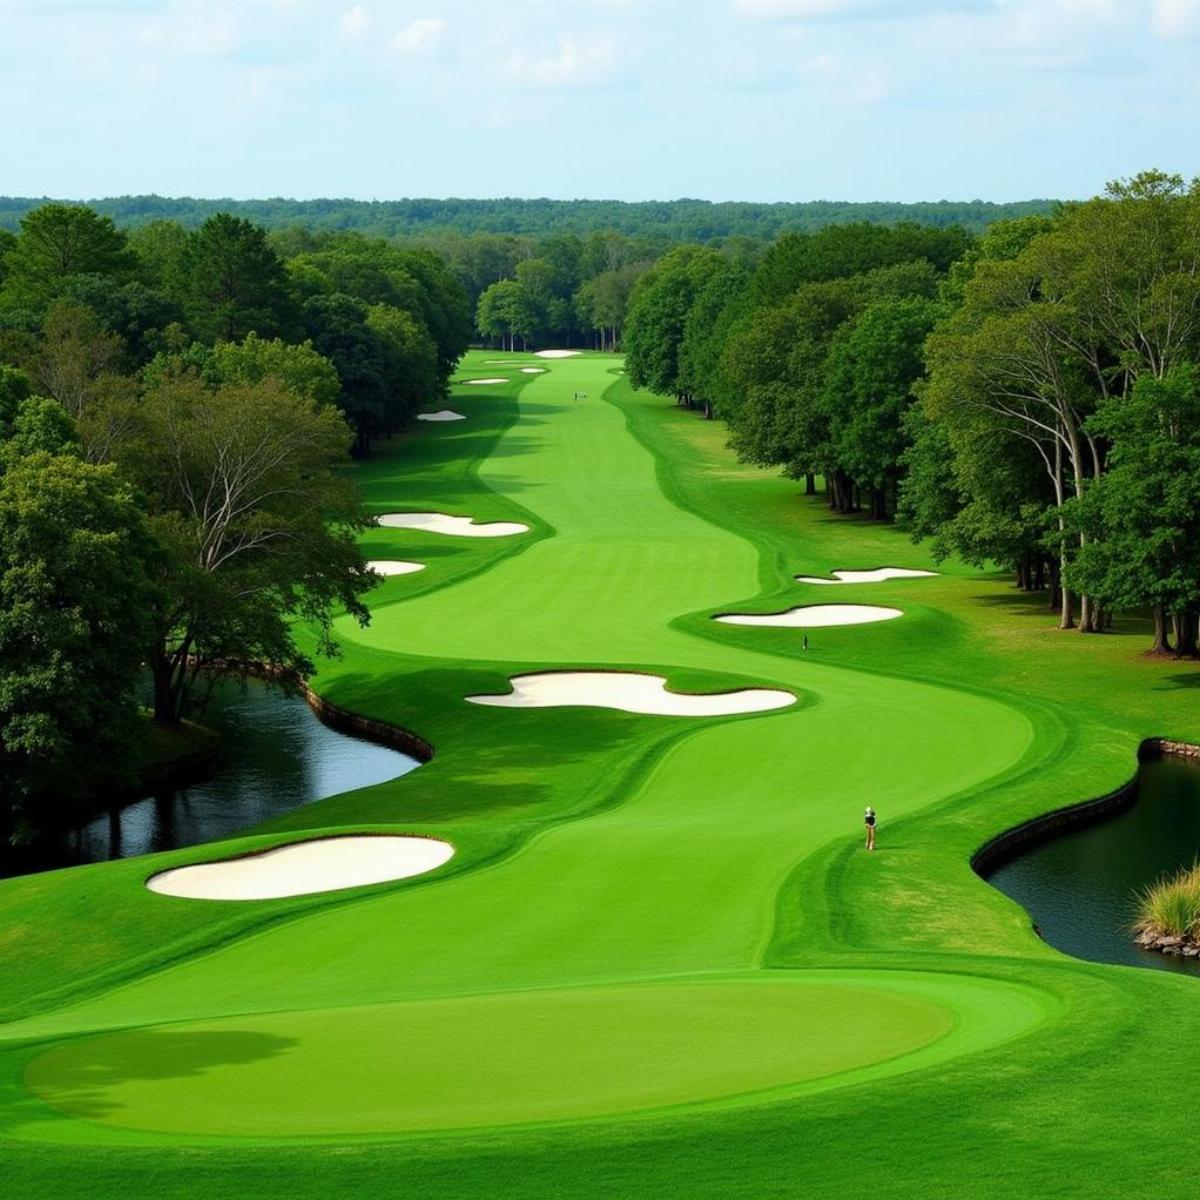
[392,17,446,55]
[1152,0,1200,39]
[137,2,237,56]
[505,34,617,88]
[342,5,370,39]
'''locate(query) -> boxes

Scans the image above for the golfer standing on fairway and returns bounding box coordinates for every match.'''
[864,806,877,851]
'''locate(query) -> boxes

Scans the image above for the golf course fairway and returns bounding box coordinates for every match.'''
[4,351,1200,1197]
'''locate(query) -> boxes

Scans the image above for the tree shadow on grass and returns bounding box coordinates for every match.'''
[1154,672,1200,691]
[15,1028,297,1124]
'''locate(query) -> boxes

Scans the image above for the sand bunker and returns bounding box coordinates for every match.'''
[368,560,426,576]
[796,568,937,585]
[377,512,529,538]
[464,378,507,385]
[146,835,455,901]
[520,368,547,374]
[534,350,581,359]
[417,410,466,422]
[717,605,903,628]
[467,671,795,717]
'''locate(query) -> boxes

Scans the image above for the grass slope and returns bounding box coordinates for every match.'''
[2,352,1199,1197]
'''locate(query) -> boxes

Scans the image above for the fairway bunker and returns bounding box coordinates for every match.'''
[466,671,795,716]
[534,350,580,358]
[520,367,546,373]
[145,835,454,901]
[368,560,426,576]
[417,410,467,422]
[716,605,903,628]
[464,378,507,385]
[796,568,937,585]
[377,512,529,538]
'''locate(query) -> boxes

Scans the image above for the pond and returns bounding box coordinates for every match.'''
[985,756,1200,977]
[1,676,421,879]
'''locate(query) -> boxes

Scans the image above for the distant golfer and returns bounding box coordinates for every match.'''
[802,634,809,652]
[864,806,877,851]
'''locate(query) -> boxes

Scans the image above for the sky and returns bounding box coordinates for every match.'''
[0,0,1197,204]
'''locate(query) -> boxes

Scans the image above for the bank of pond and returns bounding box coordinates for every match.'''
[0,676,420,879]
[985,756,1200,977]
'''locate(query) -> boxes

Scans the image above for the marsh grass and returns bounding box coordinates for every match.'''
[1134,862,1200,938]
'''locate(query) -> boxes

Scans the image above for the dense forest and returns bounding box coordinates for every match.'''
[0,195,1056,240]
[0,203,472,842]
[623,170,1200,655]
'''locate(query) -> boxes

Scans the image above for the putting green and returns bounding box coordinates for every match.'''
[23,973,1050,1138]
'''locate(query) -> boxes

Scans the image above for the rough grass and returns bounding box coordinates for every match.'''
[1135,863,1200,938]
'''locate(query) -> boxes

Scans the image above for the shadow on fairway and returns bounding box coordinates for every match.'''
[26,1029,298,1121]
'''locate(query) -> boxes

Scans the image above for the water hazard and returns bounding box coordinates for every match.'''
[1,676,420,878]
[986,756,1200,977]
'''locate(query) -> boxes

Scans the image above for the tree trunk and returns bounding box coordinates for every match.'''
[151,651,182,726]
[1079,593,1097,633]
[1153,605,1173,655]
[805,473,816,496]
[1174,607,1198,656]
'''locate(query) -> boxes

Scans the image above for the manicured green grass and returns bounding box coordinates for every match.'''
[3,350,1200,1196]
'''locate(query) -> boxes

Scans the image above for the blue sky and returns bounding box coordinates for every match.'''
[0,0,1197,202]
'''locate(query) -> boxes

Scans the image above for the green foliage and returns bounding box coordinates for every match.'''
[0,203,134,310]
[176,213,297,344]
[0,433,157,841]
[0,194,1058,239]
[110,372,372,723]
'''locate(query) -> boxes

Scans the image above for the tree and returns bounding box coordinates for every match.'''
[366,304,440,428]
[0,437,158,841]
[1,203,134,308]
[821,296,939,517]
[209,332,342,409]
[176,213,297,343]
[302,293,388,451]
[1066,367,1200,654]
[109,374,373,724]
[623,246,725,399]
[27,300,125,418]
[476,279,539,351]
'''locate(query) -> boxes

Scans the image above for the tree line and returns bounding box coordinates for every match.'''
[0,195,1057,241]
[622,172,1200,654]
[0,203,474,842]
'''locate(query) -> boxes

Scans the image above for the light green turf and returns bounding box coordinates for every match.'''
[19,971,1052,1142]
[3,351,1200,1196]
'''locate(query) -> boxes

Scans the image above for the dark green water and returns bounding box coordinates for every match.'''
[986,757,1200,976]
[2,677,419,878]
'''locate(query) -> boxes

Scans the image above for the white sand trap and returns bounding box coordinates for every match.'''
[520,367,547,374]
[717,605,903,628]
[368,559,426,576]
[417,410,467,422]
[377,512,529,538]
[467,671,795,717]
[534,350,581,359]
[796,567,937,585]
[464,378,507,385]
[146,835,454,901]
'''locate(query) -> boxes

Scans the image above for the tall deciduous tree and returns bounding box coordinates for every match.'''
[110,375,373,724]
